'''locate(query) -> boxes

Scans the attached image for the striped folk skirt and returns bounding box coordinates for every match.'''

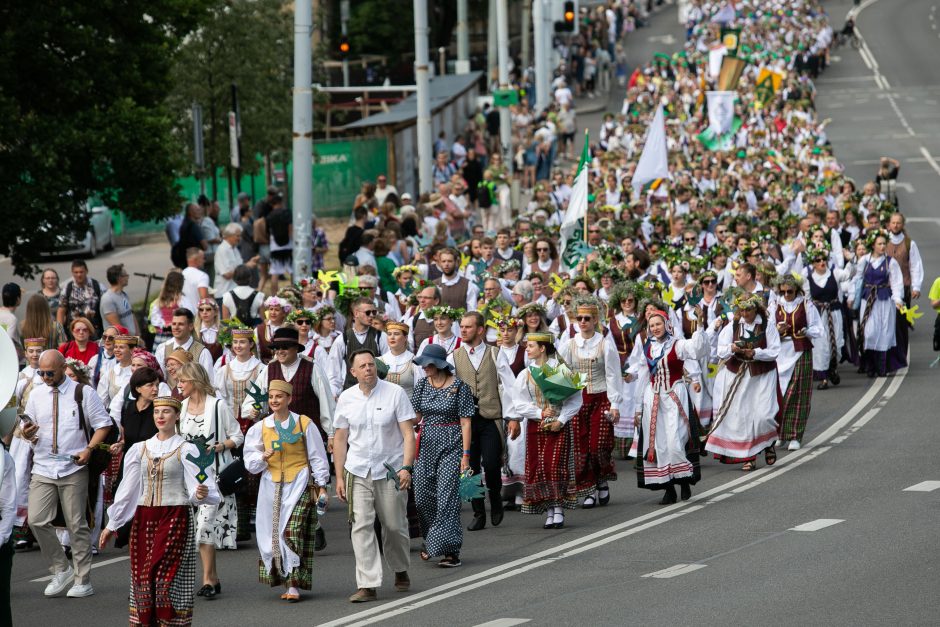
[129,505,196,627]
[521,420,577,513]
[779,350,813,442]
[570,391,617,496]
[259,488,317,590]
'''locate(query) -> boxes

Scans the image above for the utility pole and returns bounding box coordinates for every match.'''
[192,103,206,196]
[487,0,497,84]
[521,0,531,69]
[340,0,350,87]
[414,0,432,195]
[496,0,511,167]
[456,0,470,74]
[533,0,550,112]
[292,0,313,279]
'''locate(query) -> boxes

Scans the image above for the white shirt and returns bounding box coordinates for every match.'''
[221,286,264,320]
[181,266,210,309]
[155,335,215,382]
[214,240,243,295]
[888,232,924,292]
[0,448,16,544]
[25,378,112,479]
[333,380,415,479]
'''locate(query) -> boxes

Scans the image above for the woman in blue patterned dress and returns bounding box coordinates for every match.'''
[410,344,476,568]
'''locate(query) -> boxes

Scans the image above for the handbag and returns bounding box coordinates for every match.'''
[213,400,246,497]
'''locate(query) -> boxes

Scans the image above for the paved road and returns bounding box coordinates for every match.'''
[10,2,940,626]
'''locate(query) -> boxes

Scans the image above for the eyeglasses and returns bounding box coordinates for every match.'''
[576,315,593,322]
[322,316,335,322]
[198,307,214,312]
[780,289,795,295]
[37,370,56,377]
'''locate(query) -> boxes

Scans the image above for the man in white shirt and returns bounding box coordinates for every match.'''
[215,223,258,295]
[333,349,415,603]
[373,174,398,206]
[22,350,112,599]
[181,248,211,310]
[554,79,573,107]
[154,308,215,380]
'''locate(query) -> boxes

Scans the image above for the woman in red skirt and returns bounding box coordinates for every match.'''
[509,333,582,529]
[101,397,220,626]
[559,298,623,508]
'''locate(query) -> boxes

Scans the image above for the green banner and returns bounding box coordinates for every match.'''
[313,137,388,217]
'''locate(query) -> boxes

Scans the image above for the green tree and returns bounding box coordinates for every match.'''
[0,0,213,277]
[167,0,293,197]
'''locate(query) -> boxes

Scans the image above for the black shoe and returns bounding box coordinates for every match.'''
[467,515,486,532]
[214,582,221,595]
[680,484,691,501]
[199,584,216,600]
[490,500,504,527]
[598,485,610,506]
[830,371,841,385]
[503,500,517,512]
[314,527,327,551]
[660,487,677,505]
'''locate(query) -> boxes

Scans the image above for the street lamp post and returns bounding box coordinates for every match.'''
[292,0,313,278]
[414,0,432,195]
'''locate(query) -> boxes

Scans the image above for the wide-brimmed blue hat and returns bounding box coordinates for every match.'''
[413,344,453,372]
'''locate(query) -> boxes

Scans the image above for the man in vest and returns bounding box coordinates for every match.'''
[886,212,924,368]
[433,248,479,311]
[154,308,214,381]
[405,286,442,352]
[448,312,520,531]
[328,298,389,395]
[244,327,335,551]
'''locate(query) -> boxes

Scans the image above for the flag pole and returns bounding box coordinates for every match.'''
[582,129,589,243]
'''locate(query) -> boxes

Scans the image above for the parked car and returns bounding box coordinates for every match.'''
[39,203,115,258]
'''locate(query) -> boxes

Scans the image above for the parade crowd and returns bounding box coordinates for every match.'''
[1,1,938,625]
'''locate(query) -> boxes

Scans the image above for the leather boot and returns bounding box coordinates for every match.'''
[467,498,486,531]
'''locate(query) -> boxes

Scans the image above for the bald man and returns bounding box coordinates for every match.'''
[23,350,112,599]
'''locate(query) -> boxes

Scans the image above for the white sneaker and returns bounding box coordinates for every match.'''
[66,583,95,598]
[788,440,801,451]
[44,567,74,597]
[776,438,785,447]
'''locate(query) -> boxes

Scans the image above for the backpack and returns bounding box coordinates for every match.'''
[230,290,261,326]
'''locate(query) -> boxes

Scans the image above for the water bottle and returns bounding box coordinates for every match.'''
[316,494,328,517]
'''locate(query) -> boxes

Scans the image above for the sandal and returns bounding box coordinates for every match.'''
[816,381,829,390]
[420,545,430,561]
[742,461,757,472]
[438,555,462,568]
[765,446,777,466]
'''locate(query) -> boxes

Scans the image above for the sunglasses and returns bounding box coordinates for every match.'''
[37,370,57,377]
[576,315,593,322]
[780,289,795,295]
[684,237,697,242]
[198,307,214,312]
[701,279,717,285]
[102,335,116,341]
[295,319,311,325]
[362,310,377,316]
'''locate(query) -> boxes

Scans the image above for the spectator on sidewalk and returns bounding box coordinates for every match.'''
[100,264,137,336]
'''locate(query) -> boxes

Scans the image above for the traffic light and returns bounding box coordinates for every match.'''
[555,1,576,33]
[338,35,350,59]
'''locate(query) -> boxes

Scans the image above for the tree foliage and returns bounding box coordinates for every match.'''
[0,0,214,277]
[167,0,293,187]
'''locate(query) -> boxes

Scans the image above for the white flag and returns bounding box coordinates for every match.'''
[707,91,736,135]
[708,45,727,79]
[632,104,671,192]
[560,137,590,272]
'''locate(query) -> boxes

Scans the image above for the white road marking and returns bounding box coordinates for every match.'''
[906,217,940,225]
[919,146,940,177]
[647,34,676,45]
[903,481,940,492]
[790,519,845,532]
[895,182,916,194]
[318,372,899,627]
[642,564,707,579]
[817,75,875,83]
[852,157,926,165]
[30,555,129,582]
[473,620,531,627]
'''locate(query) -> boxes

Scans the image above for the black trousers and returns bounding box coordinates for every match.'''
[469,415,503,513]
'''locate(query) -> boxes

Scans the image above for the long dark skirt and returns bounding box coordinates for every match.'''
[570,392,616,495]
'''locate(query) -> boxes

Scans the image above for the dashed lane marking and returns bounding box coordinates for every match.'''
[641,564,707,579]
[790,519,845,532]
[902,481,940,492]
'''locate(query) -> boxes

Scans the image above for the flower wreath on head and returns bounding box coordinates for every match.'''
[863,227,889,251]
[263,295,293,313]
[515,302,548,320]
[286,308,314,325]
[393,265,421,280]
[309,306,336,330]
[805,247,830,265]
[217,318,249,347]
[424,305,465,321]
[64,357,90,379]
[495,259,521,276]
